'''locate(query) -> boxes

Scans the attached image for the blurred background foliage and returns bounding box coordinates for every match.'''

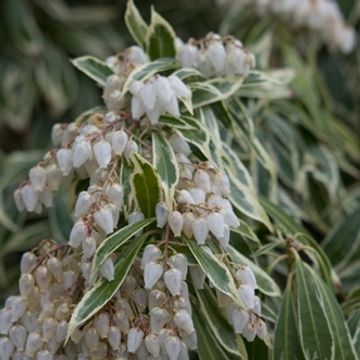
[0,0,359,308]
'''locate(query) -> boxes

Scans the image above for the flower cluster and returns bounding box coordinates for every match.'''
[177,33,256,77]
[230,0,356,53]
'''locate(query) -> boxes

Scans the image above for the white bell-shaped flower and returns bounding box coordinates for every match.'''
[179,43,198,68]
[192,218,209,245]
[154,76,173,104]
[72,138,92,168]
[218,224,230,249]
[169,133,191,156]
[182,212,194,238]
[189,265,206,289]
[29,166,47,192]
[238,285,255,310]
[207,212,225,239]
[155,202,169,228]
[243,318,257,342]
[140,83,157,111]
[14,189,25,212]
[9,297,27,321]
[56,148,73,175]
[177,189,195,205]
[94,206,114,234]
[127,46,149,65]
[231,307,249,333]
[93,312,110,339]
[19,273,35,298]
[165,335,182,360]
[168,254,188,280]
[112,130,128,155]
[148,290,167,310]
[47,257,62,282]
[235,266,257,289]
[131,96,146,120]
[163,92,180,117]
[0,337,14,360]
[37,350,53,360]
[9,325,26,351]
[74,191,93,217]
[150,307,170,334]
[82,237,97,259]
[145,333,160,357]
[84,327,99,351]
[69,221,87,248]
[127,211,145,224]
[164,268,183,296]
[144,262,164,290]
[100,258,115,281]
[207,41,226,73]
[93,140,112,169]
[108,326,121,350]
[168,211,184,237]
[42,317,57,342]
[256,318,267,340]
[124,139,139,159]
[174,309,194,333]
[105,183,123,208]
[20,252,37,274]
[194,169,211,192]
[25,332,42,357]
[168,75,191,98]
[0,309,12,334]
[146,100,163,125]
[189,187,206,204]
[127,327,144,353]
[141,245,162,269]
[20,184,38,212]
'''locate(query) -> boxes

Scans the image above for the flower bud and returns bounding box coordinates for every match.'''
[148,290,167,310]
[55,320,68,343]
[84,327,99,351]
[74,191,93,217]
[9,325,26,351]
[168,254,188,280]
[72,138,92,168]
[253,296,261,315]
[168,75,191,98]
[141,245,162,269]
[189,188,206,204]
[42,317,57,342]
[179,43,198,68]
[165,335,181,360]
[189,266,206,290]
[34,266,51,289]
[131,96,145,119]
[108,326,121,350]
[0,337,14,360]
[82,236,97,259]
[127,211,145,224]
[55,303,71,320]
[105,183,123,208]
[144,262,164,290]
[238,285,255,310]
[222,207,240,228]
[93,312,110,339]
[14,188,25,212]
[19,273,35,297]
[231,307,249,333]
[218,224,230,249]
[206,212,225,239]
[25,332,42,357]
[243,318,257,342]
[145,333,160,357]
[39,188,54,208]
[169,133,191,156]
[94,206,114,234]
[0,309,12,334]
[150,307,170,334]
[111,129,128,155]
[235,266,257,290]
[194,170,211,193]
[182,212,194,238]
[100,258,115,281]
[124,140,139,160]
[20,252,37,274]
[174,309,194,333]
[168,211,184,237]
[56,148,73,176]
[177,190,195,205]
[63,270,76,290]
[155,202,169,228]
[10,296,27,321]
[192,218,209,245]
[37,350,54,360]
[29,166,47,192]
[127,327,144,353]
[69,221,87,248]
[20,184,39,212]
[47,257,62,283]
[164,268,182,296]
[51,123,64,146]
[256,318,267,340]
[113,310,130,334]
[93,140,112,168]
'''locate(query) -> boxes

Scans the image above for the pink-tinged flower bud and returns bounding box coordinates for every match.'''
[189,266,206,289]
[56,148,73,176]
[84,327,99,351]
[63,270,76,290]
[20,184,39,212]
[177,189,195,205]
[168,211,184,237]
[55,320,68,343]
[100,258,115,281]
[111,130,128,156]
[174,309,194,333]
[93,140,112,169]
[256,318,267,340]
[69,221,87,248]
[82,236,97,259]
[148,290,167,310]
[127,327,144,353]
[14,188,25,212]
[206,212,225,239]
[131,96,145,120]
[192,218,209,245]
[47,257,62,283]
[93,312,110,339]
[9,296,27,321]
[189,188,205,204]
[150,307,170,334]
[182,212,194,238]
[19,273,35,297]
[94,207,114,234]
[231,307,249,333]
[25,332,42,357]
[144,262,164,290]
[164,268,182,296]
[29,166,47,192]
[0,337,14,360]
[218,224,230,249]
[72,138,92,168]
[194,170,211,192]
[105,183,123,208]
[113,310,130,334]
[165,335,181,360]
[169,133,191,156]
[168,254,188,280]
[74,191,93,217]
[155,202,169,228]
[168,75,191,98]
[235,266,257,290]
[124,140,139,160]
[9,325,26,351]
[141,245,162,269]
[34,266,51,289]
[42,317,57,342]
[238,285,255,310]
[0,309,12,334]
[20,252,37,274]
[37,350,54,360]
[243,318,257,342]
[145,333,160,357]
[108,326,121,350]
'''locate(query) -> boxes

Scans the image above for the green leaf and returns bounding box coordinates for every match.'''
[91,218,155,277]
[125,0,149,47]
[130,153,162,218]
[230,223,260,245]
[146,8,177,60]
[227,245,280,297]
[312,268,358,360]
[66,235,146,341]
[193,304,233,360]
[71,56,114,86]
[185,238,240,303]
[120,159,134,214]
[295,258,333,360]
[121,57,176,97]
[197,286,247,359]
[152,132,179,206]
[273,284,305,360]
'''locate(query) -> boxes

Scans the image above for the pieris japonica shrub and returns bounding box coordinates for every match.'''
[0,1,359,359]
